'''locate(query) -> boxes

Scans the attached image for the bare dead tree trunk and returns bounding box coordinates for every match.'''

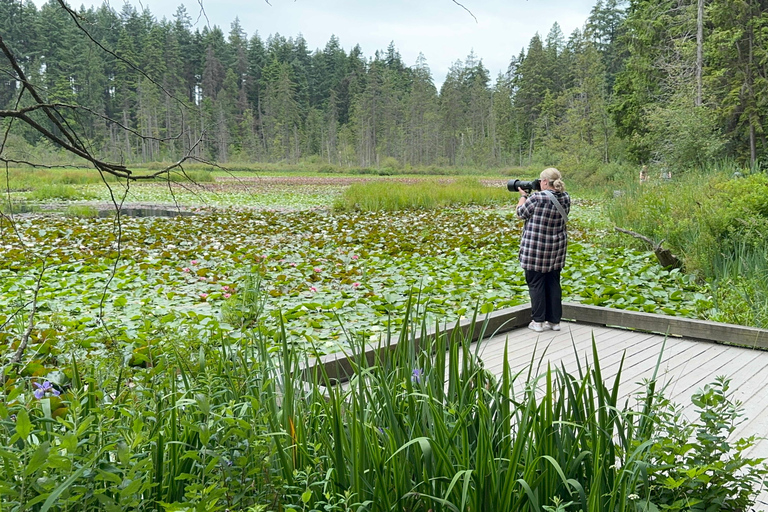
[614,227,683,269]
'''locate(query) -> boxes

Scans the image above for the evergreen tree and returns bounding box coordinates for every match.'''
[512,33,552,163]
[707,0,768,166]
[405,53,439,166]
[585,0,627,91]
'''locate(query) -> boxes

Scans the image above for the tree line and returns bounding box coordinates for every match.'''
[1,0,766,174]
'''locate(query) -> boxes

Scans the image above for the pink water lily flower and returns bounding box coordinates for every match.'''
[310,286,318,293]
[313,267,321,273]
[191,260,199,265]
[223,293,231,299]
[199,293,208,300]
[352,255,359,260]
[182,267,191,272]
[352,282,360,288]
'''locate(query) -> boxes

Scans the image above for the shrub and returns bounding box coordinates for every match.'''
[641,376,768,511]
[380,156,401,171]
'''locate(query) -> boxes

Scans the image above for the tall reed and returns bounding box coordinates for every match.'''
[333,178,508,211]
[263,300,662,511]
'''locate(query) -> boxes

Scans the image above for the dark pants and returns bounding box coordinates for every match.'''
[525,269,562,324]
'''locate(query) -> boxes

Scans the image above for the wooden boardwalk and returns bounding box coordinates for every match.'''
[477,320,768,447]
[315,303,768,510]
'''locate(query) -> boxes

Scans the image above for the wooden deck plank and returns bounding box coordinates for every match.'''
[484,323,661,375]
[659,344,744,400]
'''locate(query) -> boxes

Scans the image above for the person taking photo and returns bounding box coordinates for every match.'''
[515,167,570,332]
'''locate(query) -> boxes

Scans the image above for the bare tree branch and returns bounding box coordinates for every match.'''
[452,0,477,23]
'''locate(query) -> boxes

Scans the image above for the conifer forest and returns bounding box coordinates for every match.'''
[1,0,767,174]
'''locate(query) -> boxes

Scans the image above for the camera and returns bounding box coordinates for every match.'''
[507,179,541,192]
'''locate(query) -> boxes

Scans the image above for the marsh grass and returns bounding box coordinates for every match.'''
[64,205,99,218]
[333,177,508,211]
[3,167,213,193]
[3,168,117,190]
[27,183,96,201]
[604,163,768,327]
[710,240,768,327]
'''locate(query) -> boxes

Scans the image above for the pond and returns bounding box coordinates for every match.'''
[0,204,712,364]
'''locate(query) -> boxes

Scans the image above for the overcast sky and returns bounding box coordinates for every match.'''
[74,0,598,87]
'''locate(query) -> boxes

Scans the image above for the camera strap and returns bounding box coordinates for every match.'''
[542,190,568,223]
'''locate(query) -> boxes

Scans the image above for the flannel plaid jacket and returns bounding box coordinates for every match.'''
[516,191,570,272]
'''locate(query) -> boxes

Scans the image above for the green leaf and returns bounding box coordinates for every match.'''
[40,464,89,512]
[25,442,50,476]
[15,409,32,441]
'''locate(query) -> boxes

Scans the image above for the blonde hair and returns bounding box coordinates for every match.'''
[540,167,565,192]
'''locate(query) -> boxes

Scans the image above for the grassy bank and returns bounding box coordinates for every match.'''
[605,162,768,327]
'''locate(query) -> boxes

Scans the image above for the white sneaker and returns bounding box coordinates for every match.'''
[545,322,561,331]
[528,321,546,332]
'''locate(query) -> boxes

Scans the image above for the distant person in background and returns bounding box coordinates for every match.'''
[639,165,648,183]
[515,167,571,333]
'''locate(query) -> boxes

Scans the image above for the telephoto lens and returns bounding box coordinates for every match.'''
[507,179,541,192]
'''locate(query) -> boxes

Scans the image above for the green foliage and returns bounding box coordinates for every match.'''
[643,100,726,173]
[0,330,278,511]
[64,205,99,218]
[333,178,508,211]
[641,376,768,511]
[2,168,118,191]
[2,300,765,511]
[27,184,96,201]
[709,241,768,328]
[605,167,768,327]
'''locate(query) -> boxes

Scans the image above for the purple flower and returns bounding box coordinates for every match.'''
[33,381,57,399]
[411,368,423,384]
